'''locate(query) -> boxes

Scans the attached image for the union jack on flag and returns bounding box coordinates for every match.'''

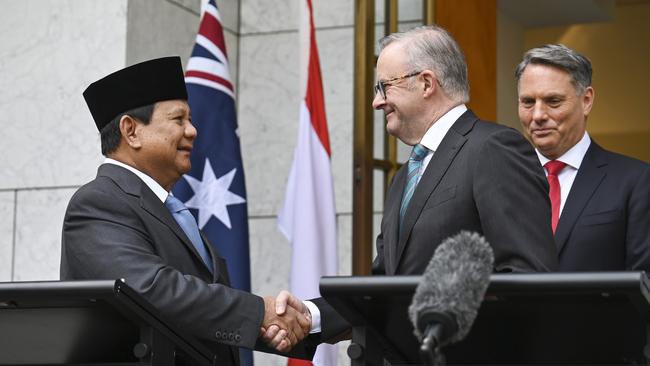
[172,1,252,364]
[184,1,234,99]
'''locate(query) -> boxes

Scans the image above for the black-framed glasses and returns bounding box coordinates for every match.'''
[374,71,422,99]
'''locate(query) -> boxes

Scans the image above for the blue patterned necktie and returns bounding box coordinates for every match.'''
[165,195,214,273]
[400,143,429,228]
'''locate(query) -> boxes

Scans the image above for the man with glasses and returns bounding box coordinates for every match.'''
[267,26,559,348]
[368,25,557,274]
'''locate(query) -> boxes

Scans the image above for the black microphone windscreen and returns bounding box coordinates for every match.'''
[408,231,494,344]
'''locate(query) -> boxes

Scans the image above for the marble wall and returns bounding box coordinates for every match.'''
[0,0,128,281]
[0,192,14,280]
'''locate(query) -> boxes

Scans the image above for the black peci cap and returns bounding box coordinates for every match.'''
[83,56,188,131]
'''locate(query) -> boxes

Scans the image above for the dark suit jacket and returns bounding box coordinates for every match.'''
[60,164,316,365]
[373,110,558,275]
[310,110,559,342]
[555,142,650,271]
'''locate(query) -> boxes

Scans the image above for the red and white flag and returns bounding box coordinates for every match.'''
[277,1,337,365]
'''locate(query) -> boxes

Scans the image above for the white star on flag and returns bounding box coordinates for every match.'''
[183,158,246,229]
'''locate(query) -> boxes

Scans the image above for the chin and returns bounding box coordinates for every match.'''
[177,161,192,175]
[386,123,401,138]
[537,145,560,158]
[533,136,556,148]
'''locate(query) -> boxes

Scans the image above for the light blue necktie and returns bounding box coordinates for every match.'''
[165,195,214,273]
[400,143,429,229]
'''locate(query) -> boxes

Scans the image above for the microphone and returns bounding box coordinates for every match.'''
[408,231,494,365]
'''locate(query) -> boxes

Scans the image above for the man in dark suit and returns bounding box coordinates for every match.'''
[516,44,650,271]
[60,57,316,364]
[368,25,558,275]
[268,25,558,339]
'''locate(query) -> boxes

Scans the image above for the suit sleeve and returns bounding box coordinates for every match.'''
[372,170,403,276]
[625,164,650,272]
[472,128,559,272]
[61,185,265,349]
[310,297,351,342]
[371,232,387,275]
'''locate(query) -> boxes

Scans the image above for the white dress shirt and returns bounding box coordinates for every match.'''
[104,158,169,202]
[417,104,468,179]
[536,132,591,215]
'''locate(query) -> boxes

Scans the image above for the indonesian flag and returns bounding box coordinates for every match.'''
[277,1,337,365]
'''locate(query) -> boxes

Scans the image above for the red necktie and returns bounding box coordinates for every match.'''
[545,160,566,233]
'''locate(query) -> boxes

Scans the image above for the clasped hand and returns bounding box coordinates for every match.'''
[260,290,311,352]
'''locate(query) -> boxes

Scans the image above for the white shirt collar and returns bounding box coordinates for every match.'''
[104,158,169,202]
[536,132,591,170]
[419,104,467,152]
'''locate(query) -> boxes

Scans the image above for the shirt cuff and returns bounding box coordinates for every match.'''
[303,300,321,334]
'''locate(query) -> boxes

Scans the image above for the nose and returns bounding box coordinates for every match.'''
[185,120,198,139]
[372,91,385,110]
[531,101,548,123]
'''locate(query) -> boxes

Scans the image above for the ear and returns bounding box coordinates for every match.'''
[119,115,142,149]
[420,70,437,98]
[582,86,594,116]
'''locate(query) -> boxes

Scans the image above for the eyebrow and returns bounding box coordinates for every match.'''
[519,92,565,99]
[167,107,188,117]
[544,93,565,99]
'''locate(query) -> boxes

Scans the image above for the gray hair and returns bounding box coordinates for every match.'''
[515,44,592,95]
[379,25,469,103]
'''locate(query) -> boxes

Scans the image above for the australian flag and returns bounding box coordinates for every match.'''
[172,1,253,364]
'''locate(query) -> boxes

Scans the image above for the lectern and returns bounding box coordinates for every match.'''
[320,272,650,366]
[0,280,216,365]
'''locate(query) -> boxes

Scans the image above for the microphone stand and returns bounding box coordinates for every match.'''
[418,313,456,366]
[419,323,444,366]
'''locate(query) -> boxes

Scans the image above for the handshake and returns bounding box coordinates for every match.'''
[260,290,312,353]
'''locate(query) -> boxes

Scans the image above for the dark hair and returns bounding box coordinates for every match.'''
[515,44,592,95]
[100,104,155,155]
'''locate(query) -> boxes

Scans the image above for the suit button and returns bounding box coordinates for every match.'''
[235,334,241,342]
[228,333,234,341]
[215,331,221,339]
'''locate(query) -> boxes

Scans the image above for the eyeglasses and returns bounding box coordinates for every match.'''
[374,71,422,100]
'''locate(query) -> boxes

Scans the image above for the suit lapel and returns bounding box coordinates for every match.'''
[98,164,217,280]
[392,112,474,271]
[385,166,407,275]
[555,143,607,253]
[202,233,230,284]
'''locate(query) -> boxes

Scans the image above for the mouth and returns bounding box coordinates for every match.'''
[178,145,193,153]
[531,128,554,137]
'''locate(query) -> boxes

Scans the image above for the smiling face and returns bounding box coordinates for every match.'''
[133,99,197,190]
[518,64,594,160]
[372,42,430,145]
